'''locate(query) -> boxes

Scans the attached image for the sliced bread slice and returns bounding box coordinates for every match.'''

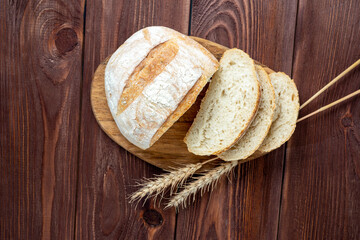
[184,49,261,156]
[219,65,276,161]
[247,72,299,160]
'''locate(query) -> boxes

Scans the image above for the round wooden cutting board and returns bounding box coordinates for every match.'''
[90,37,274,170]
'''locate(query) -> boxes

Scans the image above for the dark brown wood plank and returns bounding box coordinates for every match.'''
[75,1,190,239]
[176,0,298,239]
[279,0,360,239]
[0,0,84,239]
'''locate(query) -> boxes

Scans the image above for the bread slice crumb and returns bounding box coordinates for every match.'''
[184,49,260,156]
[219,65,276,161]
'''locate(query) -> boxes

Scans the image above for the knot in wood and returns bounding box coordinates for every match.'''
[341,114,353,128]
[55,28,78,54]
[142,209,163,227]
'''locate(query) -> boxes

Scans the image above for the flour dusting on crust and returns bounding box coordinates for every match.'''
[105,26,218,149]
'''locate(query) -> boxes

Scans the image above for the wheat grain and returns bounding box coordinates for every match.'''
[166,160,238,209]
[129,158,218,204]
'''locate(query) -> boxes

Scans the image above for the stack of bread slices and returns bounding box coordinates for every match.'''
[186,49,300,161]
[105,26,300,162]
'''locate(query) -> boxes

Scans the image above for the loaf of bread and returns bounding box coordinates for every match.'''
[248,72,299,160]
[219,65,276,161]
[105,26,219,149]
[184,49,261,155]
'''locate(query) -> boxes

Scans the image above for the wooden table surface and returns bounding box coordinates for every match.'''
[1,0,360,239]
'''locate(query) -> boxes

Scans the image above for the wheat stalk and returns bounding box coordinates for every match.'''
[129,158,218,205]
[166,160,238,209]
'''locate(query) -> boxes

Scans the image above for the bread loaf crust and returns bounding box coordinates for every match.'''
[105,26,219,149]
[117,39,179,115]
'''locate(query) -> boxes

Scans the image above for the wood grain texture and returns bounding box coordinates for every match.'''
[176,0,298,239]
[279,0,360,239]
[90,37,274,171]
[75,0,190,239]
[0,0,84,239]
[3,0,359,239]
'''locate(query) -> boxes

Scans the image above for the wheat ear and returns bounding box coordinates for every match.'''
[129,158,218,204]
[166,160,238,209]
